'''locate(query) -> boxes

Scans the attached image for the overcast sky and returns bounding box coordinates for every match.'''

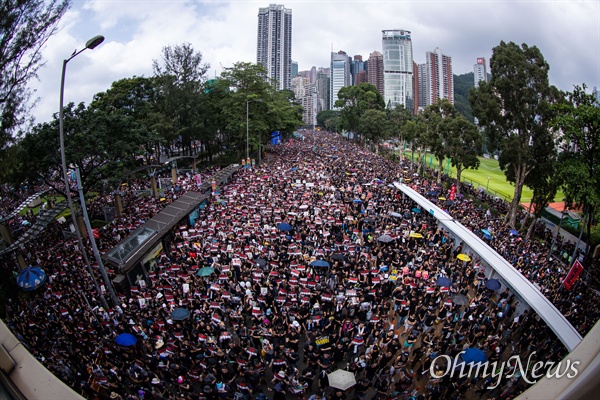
[29,0,599,124]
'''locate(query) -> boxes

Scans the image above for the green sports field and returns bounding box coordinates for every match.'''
[401,152,564,204]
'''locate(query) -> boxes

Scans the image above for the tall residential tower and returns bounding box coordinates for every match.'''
[474,57,488,87]
[424,47,453,105]
[257,4,292,90]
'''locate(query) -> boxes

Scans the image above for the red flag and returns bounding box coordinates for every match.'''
[92,228,101,239]
[563,260,583,290]
[449,185,456,201]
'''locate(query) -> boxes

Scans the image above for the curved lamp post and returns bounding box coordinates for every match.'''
[246,98,263,167]
[59,35,118,308]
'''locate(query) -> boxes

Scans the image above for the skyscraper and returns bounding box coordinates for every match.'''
[316,67,330,112]
[351,55,366,86]
[257,4,292,90]
[382,30,414,112]
[355,70,368,85]
[473,57,488,87]
[424,48,453,105]
[367,51,384,98]
[330,51,351,110]
[416,62,427,111]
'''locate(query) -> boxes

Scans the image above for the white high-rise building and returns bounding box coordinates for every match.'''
[382,29,414,111]
[257,4,292,90]
[474,57,488,87]
[330,51,351,110]
[291,76,317,127]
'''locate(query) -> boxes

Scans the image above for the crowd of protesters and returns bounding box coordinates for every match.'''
[0,131,597,400]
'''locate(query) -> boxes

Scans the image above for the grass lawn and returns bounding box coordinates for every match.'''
[400,152,565,204]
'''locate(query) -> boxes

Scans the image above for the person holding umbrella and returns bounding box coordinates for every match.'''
[330,389,347,400]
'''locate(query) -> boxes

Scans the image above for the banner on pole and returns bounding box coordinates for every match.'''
[563,259,583,290]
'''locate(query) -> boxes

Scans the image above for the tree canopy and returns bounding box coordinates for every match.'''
[14,101,150,195]
[453,72,475,123]
[470,41,557,227]
[446,115,482,194]
[335,82,385,142]
[552,84,600,262]
[152,43,209,155]
[0,0,71,150]
[422,99,459,183]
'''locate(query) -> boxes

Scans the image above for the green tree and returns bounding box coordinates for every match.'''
[153,42,209,156]
[470,41,557,227]
[552,84,600,263]
[359,109,388,148]
[447,116,482,194]
[218,62,272,157]
[0,0,70,149]
[198,78,230,160]
[335,82,385,142]
[91,76,163,164]
[316,110,340,131]
[524,151,559,240]
[388,105,412,150]
[14,102,148,195]
[263,89,303,140]
[423,99,457,183]
[406,115,427,175]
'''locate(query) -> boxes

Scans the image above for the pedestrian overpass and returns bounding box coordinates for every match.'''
[393,181,582,352]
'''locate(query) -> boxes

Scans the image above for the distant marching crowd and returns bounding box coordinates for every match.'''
[1,131,597,400]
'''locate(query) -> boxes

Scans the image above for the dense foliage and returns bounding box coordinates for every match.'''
[0,0,71,150]
[453,72,475,123]
[2,47,303,192]
[470,41,558,227]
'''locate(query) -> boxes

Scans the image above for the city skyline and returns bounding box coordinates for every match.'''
[27,0,599,124]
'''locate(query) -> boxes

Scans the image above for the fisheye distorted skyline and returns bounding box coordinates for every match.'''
[29,0,599,124]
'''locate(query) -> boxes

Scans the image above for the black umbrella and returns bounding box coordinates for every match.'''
[485,279,501,290]
[331,253,345,261]
[435,276,452,287]
[171,308,190,320]
[364,217,375,223]
[255,258,266,267]
[311,260,330,268]
[451,294,469,305]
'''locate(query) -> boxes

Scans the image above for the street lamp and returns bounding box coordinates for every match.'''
[246,101,249,163]
[59,35,118,307]
[486,176,490,192]
[246,98,263,167]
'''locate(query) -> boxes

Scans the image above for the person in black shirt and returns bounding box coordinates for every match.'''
[286,323,301,351]
[330,389,347,400]
[317,351,333,371]
[354,377,370,399]
[332,341,347,367]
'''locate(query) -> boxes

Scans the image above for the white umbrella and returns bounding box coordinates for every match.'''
[327,369,356,390]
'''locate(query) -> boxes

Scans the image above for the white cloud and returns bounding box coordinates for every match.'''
[27,0,599,124]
